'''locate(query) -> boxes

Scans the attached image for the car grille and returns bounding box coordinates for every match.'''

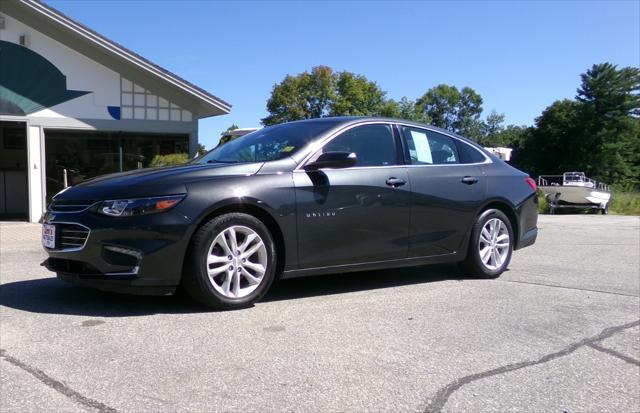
[49,200,96,213]
[57,224,90,250]
[46,257,100,275]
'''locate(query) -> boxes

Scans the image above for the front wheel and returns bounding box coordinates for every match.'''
[182,213,277,310]
[459,209,514,279]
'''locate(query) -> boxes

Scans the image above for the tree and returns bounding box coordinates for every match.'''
[481,110,505,145]
[416,85,484,139]
[577,63,640,118]
[332,71,386,116]
[262,66,391,125]
[217,124,240,147]
[197,143,207,156]
[576,63,640,188]
[514,63,640,189]
[381,97,429,123]
[490,125,530,148]
[513,99,583,176]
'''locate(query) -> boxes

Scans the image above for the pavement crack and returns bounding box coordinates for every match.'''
[422,319,640,413]
[586,342,640,367]
[496,279,639,298]
[0,349,118,413]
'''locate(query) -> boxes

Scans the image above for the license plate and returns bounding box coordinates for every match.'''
[42,224,56,249]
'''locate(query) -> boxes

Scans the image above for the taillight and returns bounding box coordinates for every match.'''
[525,177,537,192]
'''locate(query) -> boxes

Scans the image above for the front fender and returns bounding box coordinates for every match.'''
[176,173,297,273]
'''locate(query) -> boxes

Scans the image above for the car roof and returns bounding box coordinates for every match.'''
[280,116,487,150]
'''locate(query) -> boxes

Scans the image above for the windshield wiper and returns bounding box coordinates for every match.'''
[206,159,240,164]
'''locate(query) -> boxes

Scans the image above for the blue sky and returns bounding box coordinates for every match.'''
[49,0,639,149]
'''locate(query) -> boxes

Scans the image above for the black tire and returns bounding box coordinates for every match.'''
[182,213,277,310]
[459,209,514,279]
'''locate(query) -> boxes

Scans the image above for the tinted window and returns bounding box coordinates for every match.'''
[456,140,487,164]
[195,120,338,164]
[321,124,396,167]
[401,127,459,165]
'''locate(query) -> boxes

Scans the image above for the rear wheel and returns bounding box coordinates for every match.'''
[182,213,276,310]
[459,209,513,279]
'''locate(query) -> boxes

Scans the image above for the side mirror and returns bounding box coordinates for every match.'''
[304,151,357,171]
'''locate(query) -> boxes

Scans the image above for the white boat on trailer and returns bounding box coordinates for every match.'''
[537,172,611,214]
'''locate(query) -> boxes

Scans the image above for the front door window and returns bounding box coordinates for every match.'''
[318,124,397,167]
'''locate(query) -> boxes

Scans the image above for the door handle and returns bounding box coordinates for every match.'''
[386,177,406,187]
[461,176,479,185]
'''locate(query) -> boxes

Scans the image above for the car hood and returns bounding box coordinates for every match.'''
[54,162,264,201]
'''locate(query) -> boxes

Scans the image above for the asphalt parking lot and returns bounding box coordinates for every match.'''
[1,215,639,412]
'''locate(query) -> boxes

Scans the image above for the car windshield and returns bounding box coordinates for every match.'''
[194,121,339,164]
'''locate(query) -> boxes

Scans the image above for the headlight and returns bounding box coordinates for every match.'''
[98,194,185,217]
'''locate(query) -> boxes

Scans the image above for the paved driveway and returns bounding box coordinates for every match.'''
[1,215,638,412]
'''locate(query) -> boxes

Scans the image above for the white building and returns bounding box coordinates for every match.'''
[0,0,230,222]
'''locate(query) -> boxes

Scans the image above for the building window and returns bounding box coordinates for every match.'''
[44,130,189,201]
[120,77,192,122]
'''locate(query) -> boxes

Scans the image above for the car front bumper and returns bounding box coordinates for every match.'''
[41,208,193,295]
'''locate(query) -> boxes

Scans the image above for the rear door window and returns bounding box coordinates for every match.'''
[400,127,459,165]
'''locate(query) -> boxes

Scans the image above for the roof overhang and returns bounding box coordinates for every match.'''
[0,0,231,118]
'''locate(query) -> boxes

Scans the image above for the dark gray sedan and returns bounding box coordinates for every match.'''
[43,117,538,310]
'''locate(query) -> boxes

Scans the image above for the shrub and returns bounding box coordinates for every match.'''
[537,190,550,214]
[149,153,189,167]
[609,192,640,215]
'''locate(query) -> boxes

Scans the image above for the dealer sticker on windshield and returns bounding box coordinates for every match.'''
[42,224,56,249]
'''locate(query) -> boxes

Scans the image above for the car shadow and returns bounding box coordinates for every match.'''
[0,264,466,317]
[264,264,465,302]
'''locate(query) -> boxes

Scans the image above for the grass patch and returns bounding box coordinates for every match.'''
[610,192,640,215]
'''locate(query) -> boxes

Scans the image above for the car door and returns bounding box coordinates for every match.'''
[293,123,411,269]
[399,126,487,258]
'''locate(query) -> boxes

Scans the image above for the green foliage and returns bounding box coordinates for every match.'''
[262,66,390,125]
[149,153,189,167]
[261,62,638,189]
[484,124,531,148]
[515,63,640,189]
[537,191,550,214]
[196,144,207,156]
[482,110,505,140]
[217,124,241,147]
[416,84,484,139]
[263,67,503,143]
[513,99,584,175]
[576,63,640,188]
[333,71,386,116]
[379,97,428,122]
[609,192,640,215]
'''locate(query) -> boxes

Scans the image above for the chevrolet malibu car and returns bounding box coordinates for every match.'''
[42,117,538,310]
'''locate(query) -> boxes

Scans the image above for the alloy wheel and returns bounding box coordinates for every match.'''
[206,225,268,298]
[478,218,510,271]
